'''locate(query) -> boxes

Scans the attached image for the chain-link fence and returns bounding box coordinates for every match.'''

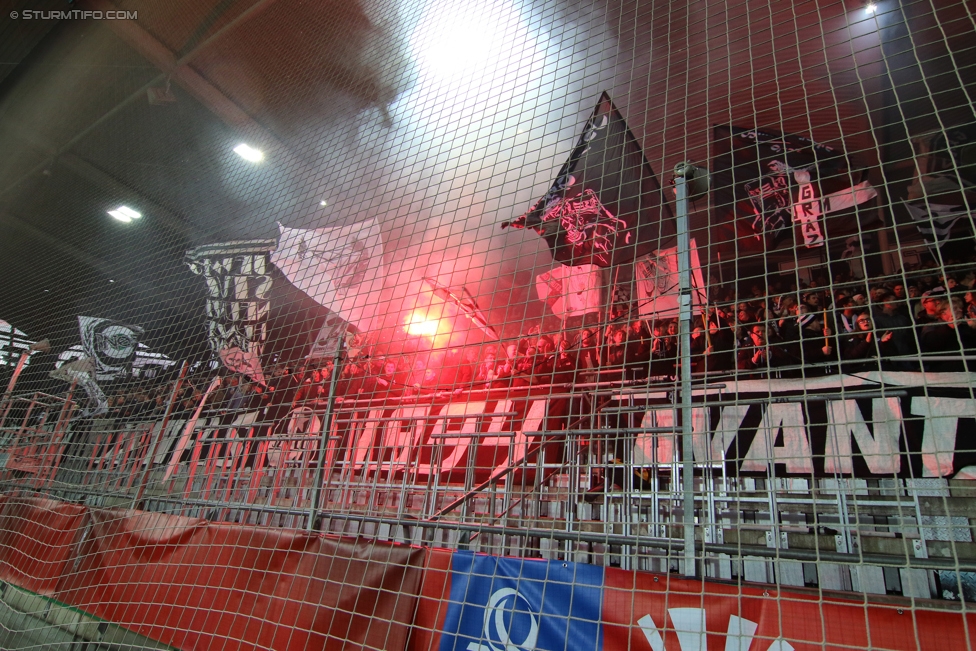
[1,0,974,649]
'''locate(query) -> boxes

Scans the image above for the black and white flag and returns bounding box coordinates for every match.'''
[905,202,969,249]
[503,92,672,267]
[186,240,275,385]
[905,124,976,250]
[712,126,876,249]
[77,316,144,382]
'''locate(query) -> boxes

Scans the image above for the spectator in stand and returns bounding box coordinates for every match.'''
[605,328,627,367]
[892,281,907,302]
[551,339,579,384]
[906,284,921,317]
[833,296,858,336]
[475,349,497,385]
[625,320,651,360]
[873,290,917,366]
[964,290,976,324]
[915,287,946,324]
[689,324,708,374]
[577,329,601,378]
[734,305,755,342]
[533,343,556,382]
[338,361,367,397]
[454,349,475,386]
[648,321,677,376]
[624,320,651,378]
[789,307,835,375]
[703,317,735,373]
[663,321,680,357]
[839,313,893,372]
[737,324,784,373]
[490,349,513,385]
[802,290,824,313]
[369,359,403,399]
[293,368,325,408]
[512,346,537,387]
[869,285,888,304]
[918,298,976,370]
[535,333,555,356]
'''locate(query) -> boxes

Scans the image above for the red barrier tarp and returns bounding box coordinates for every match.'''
[0,494,87,595]
[56,508,426,651]
[603,566,976,651]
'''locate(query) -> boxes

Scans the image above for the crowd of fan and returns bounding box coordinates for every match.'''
[96,265,976,419]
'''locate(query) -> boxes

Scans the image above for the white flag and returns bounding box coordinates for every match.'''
[271,220,386,332]
[535,265,605,321]
[634,238,707,320]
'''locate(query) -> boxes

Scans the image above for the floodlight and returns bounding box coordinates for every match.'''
[234,143,264,162]
[108,205,141,222]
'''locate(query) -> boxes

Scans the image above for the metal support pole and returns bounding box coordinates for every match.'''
[674,163,697,578]
[306,333,346,532]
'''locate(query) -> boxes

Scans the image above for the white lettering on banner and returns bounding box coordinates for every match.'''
[639,610,798,651]
[342,400,545,476]
[741,403,813,474]
[824,399,902,474]
[636,408,708,465]
[911,397,976,477]
[422,400,533,475]
[108,375,976,482]
[419,401,491,475]
[703,404,750,464]
[507,400,547,472]
[349,406,427,471]
[633,390,976,478]
[792,170,824,248]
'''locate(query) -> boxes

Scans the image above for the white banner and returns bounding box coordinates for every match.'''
[535,264,605,320]
[634,238,706,320]
[307,315,347,359]
[272,220,386,332]
[792,171,825,248]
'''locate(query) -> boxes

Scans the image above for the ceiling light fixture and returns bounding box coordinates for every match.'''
[107,205,142,222]
[233,143,264,162]
[320,200,328,207]
[865,2,878,13]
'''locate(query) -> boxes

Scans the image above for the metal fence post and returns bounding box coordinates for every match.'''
[674,162,697,578]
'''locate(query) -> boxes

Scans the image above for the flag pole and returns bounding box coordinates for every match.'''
[674,162,698,579]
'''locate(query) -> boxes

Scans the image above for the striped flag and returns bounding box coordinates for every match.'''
[905,201,968,249]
